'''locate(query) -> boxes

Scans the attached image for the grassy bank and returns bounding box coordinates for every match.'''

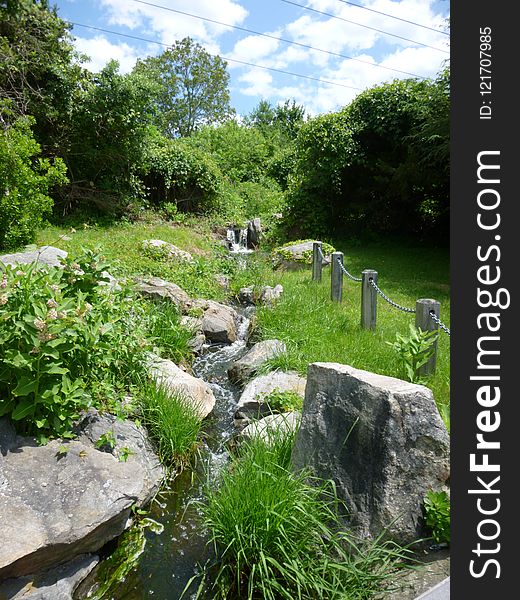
[253,240,450,424]
[36,218,450,424]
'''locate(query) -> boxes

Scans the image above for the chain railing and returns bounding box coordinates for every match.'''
[310,241,450,375]
[368,278,415,313]
[337,257,363,282]
[429,310,451,337]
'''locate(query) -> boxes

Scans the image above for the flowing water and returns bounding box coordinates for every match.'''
[226,227,252,255]
[77,309,254,600]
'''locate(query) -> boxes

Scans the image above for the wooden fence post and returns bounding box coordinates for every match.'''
[312,241,323,282]
[361,270,378,329]
[415,298,440,376]
[331,251,343,302]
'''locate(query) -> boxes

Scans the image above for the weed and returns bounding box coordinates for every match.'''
[94,430,116,452]
[386,323,438,384]
[423,490,450,545]
[136,380,202,469]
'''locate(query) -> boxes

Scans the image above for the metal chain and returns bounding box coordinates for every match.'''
[336,257,362,282]
[317,246,326,261]
[368,278,416,313]
[429,311,451,336]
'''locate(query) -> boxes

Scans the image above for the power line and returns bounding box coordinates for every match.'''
[67,22,364,91]
[280,0,449,53]
[125,0,426,78]
[335,0,450,36]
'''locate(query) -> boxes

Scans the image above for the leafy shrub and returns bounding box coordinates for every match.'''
[423,489,450,545]
[386,323,438,383]
[141,131,223,213]
[272,239,335,264]
[0,251,149,442]
[0,110,68,250]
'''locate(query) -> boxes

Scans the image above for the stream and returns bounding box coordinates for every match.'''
[76,306,254,600]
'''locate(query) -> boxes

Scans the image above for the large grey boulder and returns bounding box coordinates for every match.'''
[141,239,193,263]
[0,554,98,600]
[0,415,164,582]
[0,246,67,268]
[187,299,239,344]
[227,340,286,385]
[147,355,216,419]
[134,276,190,310]
[291,363,450,546]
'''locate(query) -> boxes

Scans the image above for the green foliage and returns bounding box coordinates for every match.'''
[272,239,335,264]
[386,323,438,383]
[189,120,271,184]
[141,130,223,213]
[144,300,193,365]
[193,430,410,599]
[245,98,306,143]
[284,74,450,238]
[95,429,116,451]
[0,251,149,441]
[60,62,157,215]
[136,381,202,468]
[0,0,81,148]
[135,37,233,138]
[263,388,303,413]
[423,490,450,545]
[0,110,68,250]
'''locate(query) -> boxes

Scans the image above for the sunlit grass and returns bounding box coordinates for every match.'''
[136,381,203,469]
[255,240,450,426]
[192,428,412,599]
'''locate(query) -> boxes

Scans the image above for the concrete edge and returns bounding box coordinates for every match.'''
[414,576,450,600]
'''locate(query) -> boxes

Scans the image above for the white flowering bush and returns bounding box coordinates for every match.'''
[0,251,150,442]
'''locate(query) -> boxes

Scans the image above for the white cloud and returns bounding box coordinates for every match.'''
[98,0,248,48]
[229,33,281,64]
[74,35,141,73]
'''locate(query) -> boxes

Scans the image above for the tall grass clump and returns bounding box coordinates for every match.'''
[144,300,193,364]
[193,429,410,599]
[137,381,202,468]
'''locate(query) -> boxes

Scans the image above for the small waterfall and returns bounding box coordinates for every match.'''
[226,226,253,254]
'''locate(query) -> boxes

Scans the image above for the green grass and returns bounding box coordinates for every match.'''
[143,299,194,365]
[192,429,412,600]
[136,381,203,468]
[254,240,450,426]
[37,215,228,300]
[37,218,450,425]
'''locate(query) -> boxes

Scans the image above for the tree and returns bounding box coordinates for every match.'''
[136,37,233,137]
[0,0,81,154]
[0,107,67,250]
[59,61,157,214]
[284,74,450,238]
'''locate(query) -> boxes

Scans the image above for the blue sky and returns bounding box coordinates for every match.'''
[55,0,450,117]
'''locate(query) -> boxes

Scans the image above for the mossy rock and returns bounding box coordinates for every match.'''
[272,240,335,265]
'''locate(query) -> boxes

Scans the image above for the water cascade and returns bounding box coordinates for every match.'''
[226,227,252,254]
[77,309,254,599]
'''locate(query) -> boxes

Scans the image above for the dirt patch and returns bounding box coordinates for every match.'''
[381,548,450,599]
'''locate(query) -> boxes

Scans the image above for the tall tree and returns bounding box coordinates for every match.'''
[0,0,80,154]
[136,37,233,137]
